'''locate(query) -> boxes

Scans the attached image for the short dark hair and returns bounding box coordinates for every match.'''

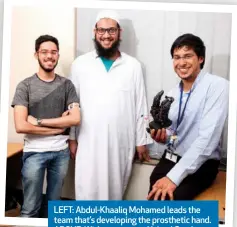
[170,33,206,69]
[35,35,59,52]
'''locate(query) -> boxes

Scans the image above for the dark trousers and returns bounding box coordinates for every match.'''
[149,154,220,200]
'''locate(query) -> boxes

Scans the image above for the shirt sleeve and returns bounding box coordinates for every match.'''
[11,79,29,108]
[66,79,80,107]
[134,62,153,146]
[167,79,229,186]
[68,61,80,141]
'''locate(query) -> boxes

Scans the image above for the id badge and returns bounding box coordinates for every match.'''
[165,149,178,163]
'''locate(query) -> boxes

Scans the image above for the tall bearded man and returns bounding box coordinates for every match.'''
[69,10,151,200]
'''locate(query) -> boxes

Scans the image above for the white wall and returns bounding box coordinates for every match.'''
[124,163,154,200]
[8,7,75,142]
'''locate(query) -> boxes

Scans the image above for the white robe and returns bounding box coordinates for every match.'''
[70,51,151,200]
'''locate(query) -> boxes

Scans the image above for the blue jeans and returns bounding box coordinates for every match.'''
[20,148,70,218]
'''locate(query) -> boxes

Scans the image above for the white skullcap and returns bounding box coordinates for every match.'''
[95,10,120,25]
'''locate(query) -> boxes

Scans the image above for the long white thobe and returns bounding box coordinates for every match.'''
[70,50,151,200]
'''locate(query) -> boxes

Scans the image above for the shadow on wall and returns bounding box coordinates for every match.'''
[211,54,230,80]
[205,54,230,80]
[118,18,165,159]
[119,19,138,58]
[76,50,86,59]
[119,19,149,90]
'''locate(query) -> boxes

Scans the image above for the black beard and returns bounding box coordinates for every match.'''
[94,36,121,58]
[38,59,58,73]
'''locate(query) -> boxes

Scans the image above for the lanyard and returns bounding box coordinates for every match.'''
[167,82,192,149]
[175,82,192,134]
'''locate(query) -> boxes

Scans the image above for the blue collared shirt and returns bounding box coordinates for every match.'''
[166,71,229,186]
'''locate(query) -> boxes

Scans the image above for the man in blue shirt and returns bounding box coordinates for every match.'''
[147,33,229,200]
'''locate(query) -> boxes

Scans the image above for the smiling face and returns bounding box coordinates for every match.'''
[94,18,121,58]
[35,41,59,73]
[173,46,204,82]
[95,18,120,49]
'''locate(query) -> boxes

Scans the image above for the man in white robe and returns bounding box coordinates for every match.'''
[69,10,152,200]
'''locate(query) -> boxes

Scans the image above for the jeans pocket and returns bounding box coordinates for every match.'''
[59,148,70,160]
[22,152,35,164]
